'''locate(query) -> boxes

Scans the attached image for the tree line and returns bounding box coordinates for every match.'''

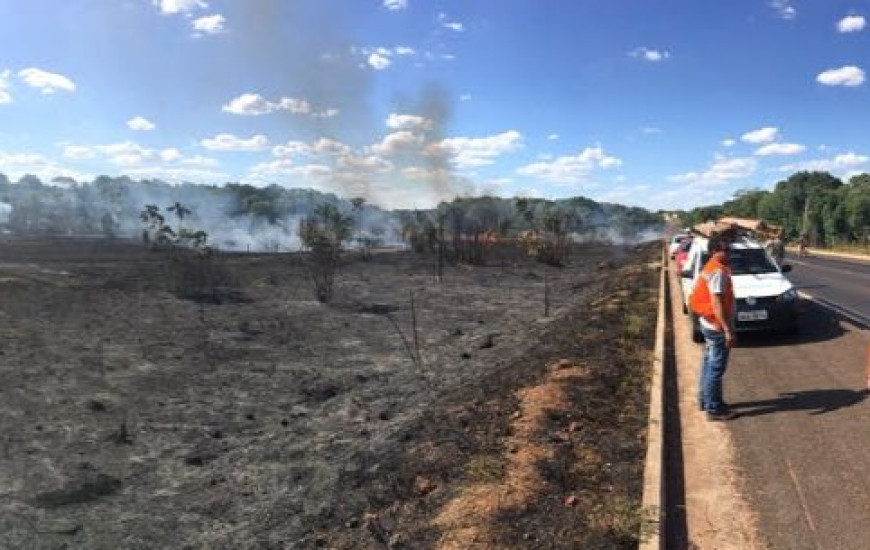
[676,171,870,247]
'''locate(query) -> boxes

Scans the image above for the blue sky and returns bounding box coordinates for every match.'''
[2,0,870,211]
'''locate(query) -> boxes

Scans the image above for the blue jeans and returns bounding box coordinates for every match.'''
[698,325,730,413]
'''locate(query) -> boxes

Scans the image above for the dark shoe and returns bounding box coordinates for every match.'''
[706,409,735,421]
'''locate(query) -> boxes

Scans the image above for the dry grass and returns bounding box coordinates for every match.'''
[434,361,592,549]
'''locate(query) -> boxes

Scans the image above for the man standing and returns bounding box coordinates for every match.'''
[690,230,737,420]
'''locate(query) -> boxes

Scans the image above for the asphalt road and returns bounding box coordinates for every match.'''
[786,251,870,326]
[724,252,870,550]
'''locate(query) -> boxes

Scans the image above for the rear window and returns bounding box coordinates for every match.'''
[729,248,778,275]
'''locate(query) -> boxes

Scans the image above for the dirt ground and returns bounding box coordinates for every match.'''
[0,237,660,550]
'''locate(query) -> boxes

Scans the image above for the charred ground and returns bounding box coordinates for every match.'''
[0,238,660,549]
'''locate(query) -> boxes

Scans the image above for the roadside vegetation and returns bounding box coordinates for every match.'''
[676,170,870,251]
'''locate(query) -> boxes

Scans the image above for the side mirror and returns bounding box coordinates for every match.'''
[680,270,693,279]
[780,264,792,273]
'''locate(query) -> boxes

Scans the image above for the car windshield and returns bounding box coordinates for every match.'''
[679,239,693,252]
[729,248,778,275]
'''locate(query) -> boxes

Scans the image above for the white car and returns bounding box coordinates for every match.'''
[668,233,690,259]
[679,235,799,342]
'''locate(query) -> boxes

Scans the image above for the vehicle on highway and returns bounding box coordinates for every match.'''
[680,234,799,342]
[674,236,693,272]
[668,232,690,259]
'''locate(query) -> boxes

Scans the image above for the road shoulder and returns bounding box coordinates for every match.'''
[668,266,767,550]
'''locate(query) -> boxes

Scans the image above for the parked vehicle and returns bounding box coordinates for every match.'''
[680,235,799,342]
[674,236,693,272]
[668,233,690,259]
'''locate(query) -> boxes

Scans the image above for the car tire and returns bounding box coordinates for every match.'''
[689,313,703,343]
[681,300,688,315]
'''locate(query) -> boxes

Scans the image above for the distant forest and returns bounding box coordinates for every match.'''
[677,171,870,247]
[0,173,664,251]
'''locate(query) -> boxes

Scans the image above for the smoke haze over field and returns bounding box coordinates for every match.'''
[0,173,663,251]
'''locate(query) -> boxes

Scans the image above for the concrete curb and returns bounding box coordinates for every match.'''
[639,248,667,549]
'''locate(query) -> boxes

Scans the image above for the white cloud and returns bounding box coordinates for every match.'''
[460,94,471,101]
[0,150,92,182]
[641,127,662,135]
[61,141,218,170]
[153,0,207,15]
[629,47,670,62]
[547,134,560,140]
[741,126,778,144]
[311,138,353,156]
[437,13,464,32]
[337,154,392,174]
[386,113,432,131]
[192,14,225,35]
[127,116,156,131]
[770,0,797,20]
[383,0,407,11]
[668,156,757,186]
[837,15,865,33]
[721,138,736,147]
[200,133,269,152]
[371,131,424,155]
[18,68,75,94]
[517,145,622,184]
[276,97,312,114]
[368,53,391,70]
[817,65,865,87]
[223,93,271,115]
[754,142,805,156]
[357,45,416,70]
[0,70,11,104]
[778,152,868,173]
[221,93,329,116]
[439,130,524,169]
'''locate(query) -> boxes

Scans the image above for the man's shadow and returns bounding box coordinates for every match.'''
[731,388,869,418]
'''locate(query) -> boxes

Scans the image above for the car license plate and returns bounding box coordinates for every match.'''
[738,310,768,321]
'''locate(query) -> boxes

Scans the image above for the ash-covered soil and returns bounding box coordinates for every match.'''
[0,238,660,550]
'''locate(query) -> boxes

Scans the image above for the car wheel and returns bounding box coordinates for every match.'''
[681,300,688,315]
[689,313,703,343]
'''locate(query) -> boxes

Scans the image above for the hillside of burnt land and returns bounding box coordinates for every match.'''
[0,238,660,549]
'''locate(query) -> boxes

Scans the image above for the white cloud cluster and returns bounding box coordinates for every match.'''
[630,47,670,62]
[371,131,425,155]
[837,15,866,33]
[358,46,416,70]
[0,150,91,182]
[517,146,621,184]
[755,142,805,156]
[778,152,868,173]
[440,131,523,169]
[18,68,75,94]
[127,116,156,131]
[770,0,797,20]
[669,156,757,186]
[153,0,207,15]
[741,126,778,144]
[200,133,269,152]
[62,141,218,170]
[438,13,464,32]
[386,113,432,131]
[192,14,225,35]
[221,93,338,117]
[383,0,408,11]
[816,65,865,86]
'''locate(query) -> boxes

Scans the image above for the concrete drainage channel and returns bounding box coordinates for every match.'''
[639,250,687,549]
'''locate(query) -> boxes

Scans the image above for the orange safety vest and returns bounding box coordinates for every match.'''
[689,254,734,331]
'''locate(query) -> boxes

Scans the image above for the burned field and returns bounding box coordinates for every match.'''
[0,237,660,550]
